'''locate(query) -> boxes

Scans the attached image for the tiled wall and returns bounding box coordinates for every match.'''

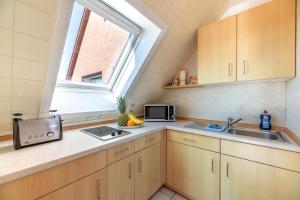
[286,1,300,137]
[159,52,287,126]
[0,0,59,135]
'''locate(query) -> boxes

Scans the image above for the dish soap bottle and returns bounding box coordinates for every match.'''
[260,110,271,130]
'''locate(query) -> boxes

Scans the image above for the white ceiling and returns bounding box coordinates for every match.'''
[126,0,252,112]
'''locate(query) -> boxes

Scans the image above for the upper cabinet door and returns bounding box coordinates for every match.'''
[237,0,296,81]
[198,15,237,84]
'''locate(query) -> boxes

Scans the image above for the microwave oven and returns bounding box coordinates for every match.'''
[144,104,176,122]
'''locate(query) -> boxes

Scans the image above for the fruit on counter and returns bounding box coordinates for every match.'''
[127,120,136,126]
[129,112,144,125]
[117,96,129,126]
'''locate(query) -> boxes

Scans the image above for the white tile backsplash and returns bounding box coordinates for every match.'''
[0,0,14,29]
[160,74,287,126]
[0,97,11,112]
[0,0,59,136]
[13,58,46,81]
[12,97,40,112]
[0,55,12,78]
[286,105,300,137]
[14,33,49,62]
[15,1,54,40]
[12,79,43,97]
[0,78,12,97]
[0,113,11,132]
[18,0,59,16]
[0,28,13,56]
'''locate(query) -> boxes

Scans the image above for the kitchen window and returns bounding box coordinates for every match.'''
[56,0,141,90]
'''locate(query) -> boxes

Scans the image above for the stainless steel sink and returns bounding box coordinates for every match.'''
[227,128,290,143]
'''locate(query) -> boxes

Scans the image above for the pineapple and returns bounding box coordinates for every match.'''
[117,96,129,126]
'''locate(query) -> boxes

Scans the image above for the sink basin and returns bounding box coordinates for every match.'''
[227,128,289,143]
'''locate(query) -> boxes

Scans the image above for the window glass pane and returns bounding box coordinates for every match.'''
[57,2,130,86]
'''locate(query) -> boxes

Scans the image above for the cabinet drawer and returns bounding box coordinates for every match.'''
[37,169,106,200]
[107,141,135,164]
[135,132,162,152]
[167,130,220,152]
[0,151,106,200]
[221,140,300,172]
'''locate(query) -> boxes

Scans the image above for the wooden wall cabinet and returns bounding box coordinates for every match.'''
[221,155,300,200]
[197,0,296,84]
[237,0,296,81]
[135,143,161,200]
[198,15,237,84]
[38,169,106,200]
[167,141,220,200]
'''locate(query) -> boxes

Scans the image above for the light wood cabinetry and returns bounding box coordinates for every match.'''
[197,0,296,85]
[135,143,161,200]
[221,140,300,172]
[198,15,237,84]
[38,169,106,200]
[0,151,106,200]
[107,155,135,200]
[135,131,162,152]
[167,141,220,200]
[237,0,296,81]
[167,130,220,152]
[107,141,135,164]
[221,155,300,200]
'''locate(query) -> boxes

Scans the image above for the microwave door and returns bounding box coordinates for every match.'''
[145,106,168,120]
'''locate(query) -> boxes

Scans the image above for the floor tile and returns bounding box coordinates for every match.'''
[151,191,171,200]
[172,193,188,200]
[160,186,175,197]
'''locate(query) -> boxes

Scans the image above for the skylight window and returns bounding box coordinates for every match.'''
[57,1,141,88]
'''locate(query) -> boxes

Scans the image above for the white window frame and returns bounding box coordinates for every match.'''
[56,0,142,90]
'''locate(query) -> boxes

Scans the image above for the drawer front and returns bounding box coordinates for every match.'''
[135,132,162,152]
[167,130,220,152]
[107,141,135,164]
[0,151,106,200]
[221,140,300,172]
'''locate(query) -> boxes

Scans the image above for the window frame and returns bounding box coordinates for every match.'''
[56,0,142,90]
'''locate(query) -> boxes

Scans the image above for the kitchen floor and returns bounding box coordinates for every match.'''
[151,187,188,200]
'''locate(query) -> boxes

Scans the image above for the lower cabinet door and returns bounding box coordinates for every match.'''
[38,168,106,200]
[135,143,161,200]
[107,155,134,200]
[221,155,300,200]
[167,141,220,200]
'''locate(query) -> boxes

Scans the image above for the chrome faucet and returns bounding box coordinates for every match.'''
[227,117,242,130]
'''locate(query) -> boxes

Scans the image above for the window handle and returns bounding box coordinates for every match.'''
[211,159,214,173]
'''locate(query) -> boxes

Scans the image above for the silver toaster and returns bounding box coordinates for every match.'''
[13,112,63,150]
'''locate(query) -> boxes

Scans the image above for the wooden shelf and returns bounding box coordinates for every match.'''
[162,84,201,89]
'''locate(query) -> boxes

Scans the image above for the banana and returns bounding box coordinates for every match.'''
[129,113,144,125]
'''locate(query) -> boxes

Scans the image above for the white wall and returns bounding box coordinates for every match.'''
[159,52,287,126]
[286,1,300,137]
[0,0,59,135]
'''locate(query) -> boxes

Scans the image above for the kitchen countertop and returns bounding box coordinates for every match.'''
[0,120,299,185]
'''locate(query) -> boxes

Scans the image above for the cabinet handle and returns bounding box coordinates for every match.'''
[226,163,229,178]
[138,157,142,172]
[183,138,196,143]
[228,63,232,76]
[128,162,132,179]
[145,137,154,143]
[211,159,214,173]
[114,147,129,155]
[243,60,246,75]
[97,179,101,200]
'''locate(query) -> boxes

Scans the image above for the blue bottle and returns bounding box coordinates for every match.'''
[260,110,271,130]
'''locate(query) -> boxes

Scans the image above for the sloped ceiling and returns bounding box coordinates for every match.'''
[128,0,247,112]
